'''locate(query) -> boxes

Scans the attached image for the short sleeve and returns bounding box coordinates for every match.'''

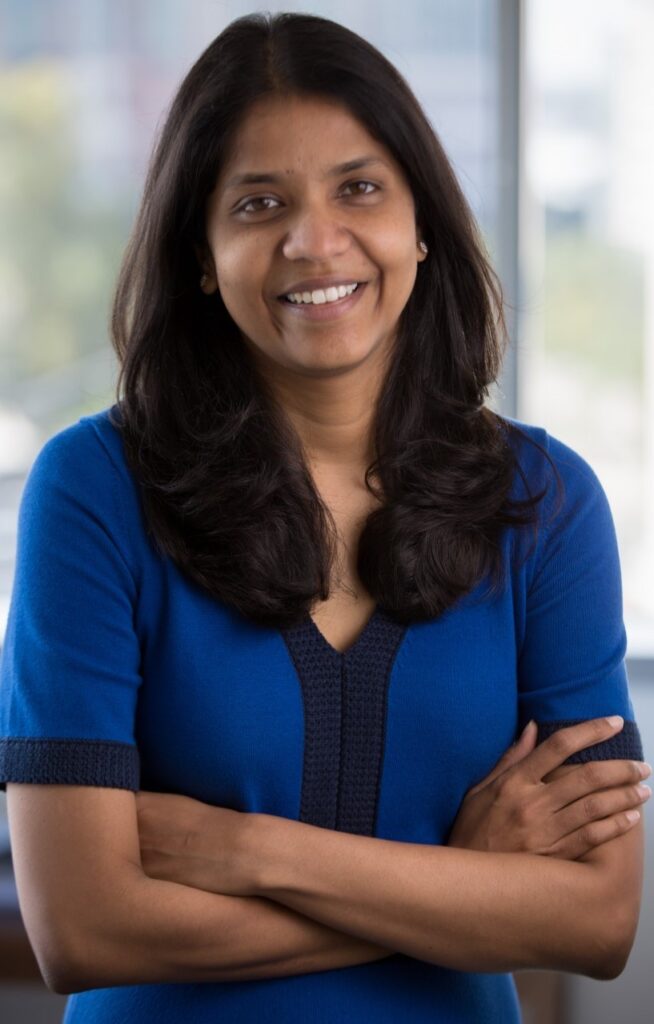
[0,420,142,791]
[517,433,645,764]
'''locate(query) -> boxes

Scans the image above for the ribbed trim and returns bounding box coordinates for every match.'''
[0,737,141,791]
[281,607,406,836]
[282,622,342,831]
[535,719,644,762]
[337,612,407,834]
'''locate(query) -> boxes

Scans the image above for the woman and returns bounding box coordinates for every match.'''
[0,11,649,1023]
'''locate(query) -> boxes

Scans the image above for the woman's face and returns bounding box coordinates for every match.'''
[199,93,427,378]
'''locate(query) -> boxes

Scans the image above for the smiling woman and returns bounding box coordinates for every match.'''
[109,11,540,632]
[0,9,647,1024]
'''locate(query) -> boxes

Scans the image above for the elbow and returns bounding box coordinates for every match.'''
[588,944,631,983]
[46,950,107,995]
[584,908,640,982]
[45,950,113,996]
[582,948,626,983]
[29,917,109,995]
[47,971,83,997]
[29,934,87,996]
[32,867,147,993]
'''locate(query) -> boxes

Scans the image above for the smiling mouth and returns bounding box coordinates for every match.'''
[275,281,368,319]
[278,283,362,305]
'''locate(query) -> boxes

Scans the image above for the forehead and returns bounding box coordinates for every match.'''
[215,94,397,188]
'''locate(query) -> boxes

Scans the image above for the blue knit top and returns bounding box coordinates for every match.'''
[0,405,644,1023]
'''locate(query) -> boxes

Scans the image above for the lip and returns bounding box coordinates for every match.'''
[277,276,365,297]
[276,281,368,321]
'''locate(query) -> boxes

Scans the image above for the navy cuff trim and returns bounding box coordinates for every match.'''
[0,738,141,791]
[534,719,644,762]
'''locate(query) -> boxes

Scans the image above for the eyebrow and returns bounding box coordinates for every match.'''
[224,156,389,190]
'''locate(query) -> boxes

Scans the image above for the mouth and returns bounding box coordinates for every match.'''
[276,281,368,320]
[278,281,362,303]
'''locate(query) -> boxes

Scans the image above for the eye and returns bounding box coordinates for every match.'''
[234,179,379,215]
[341,179,379,196]
[237,196,280,214]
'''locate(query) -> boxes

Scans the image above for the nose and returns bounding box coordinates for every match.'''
[281,204,351,263]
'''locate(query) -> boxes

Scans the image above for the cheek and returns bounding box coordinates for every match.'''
[371,219,420,285]
[214,247,269,327]
[214,242,252,297]
[377,230,419,302]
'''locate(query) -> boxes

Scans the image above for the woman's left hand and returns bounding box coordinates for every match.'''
[135,790,258,897]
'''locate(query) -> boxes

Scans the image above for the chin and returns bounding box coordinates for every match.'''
[294,344,377,373]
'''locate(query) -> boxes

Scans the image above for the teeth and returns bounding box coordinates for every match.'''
[284,282,359,305]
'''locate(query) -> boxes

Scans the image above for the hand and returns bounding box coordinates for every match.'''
[446,717,651,860]
[135,790,257,896]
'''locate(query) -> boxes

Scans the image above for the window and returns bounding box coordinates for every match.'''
[520,0,654,657]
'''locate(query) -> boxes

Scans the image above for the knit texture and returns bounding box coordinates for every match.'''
[0,737,139,790]
[535,718,643,762]
[282,607,406,835]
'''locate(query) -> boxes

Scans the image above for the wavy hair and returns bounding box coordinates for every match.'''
[109,11,562,628]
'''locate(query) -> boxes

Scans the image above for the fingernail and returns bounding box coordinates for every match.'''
[522,719,535,736]
[607,715,624,728]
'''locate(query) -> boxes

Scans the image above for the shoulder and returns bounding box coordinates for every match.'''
[493,415,621,594]
[23,403,138,508]
[19,404,143,568]
[29,403,127,483]
[499,414,610,521]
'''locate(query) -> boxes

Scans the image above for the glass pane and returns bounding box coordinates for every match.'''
[521,0,654,656]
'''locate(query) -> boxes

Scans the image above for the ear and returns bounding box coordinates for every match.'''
[193,241,217,293]
[415,222,428,262]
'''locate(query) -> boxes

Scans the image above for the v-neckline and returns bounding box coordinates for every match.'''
[305,605,381,657]
[279,603,408,835]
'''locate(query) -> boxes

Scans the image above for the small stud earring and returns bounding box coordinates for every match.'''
[200,273,208,288]
[419,240,428,254]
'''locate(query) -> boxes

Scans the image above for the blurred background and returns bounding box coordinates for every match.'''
[0,1,652,1021]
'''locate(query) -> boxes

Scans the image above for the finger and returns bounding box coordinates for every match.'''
[546,758,649,811]
[519,716,626,785]
[500,720,538,771]
[543,809,642,860]
[554,781,650,839]
[469,720,538,792]
[489,720,540,782]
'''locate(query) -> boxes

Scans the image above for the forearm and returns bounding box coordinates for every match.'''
[249,814,616,979]
[63,867,393,993]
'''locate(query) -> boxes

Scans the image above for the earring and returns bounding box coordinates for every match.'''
[200,273,208,288]
[419,240,428,254]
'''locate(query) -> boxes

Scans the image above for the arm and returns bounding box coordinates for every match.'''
[447,717,649,861]
[543,763,645,971]
[0,428,394,991]
[133,716,646,978]
[243,809,637,981]
[132,721,643,985]
[6,783,393,995]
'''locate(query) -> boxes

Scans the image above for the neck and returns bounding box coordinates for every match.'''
[286,389,376,471]
[255,358,389,475]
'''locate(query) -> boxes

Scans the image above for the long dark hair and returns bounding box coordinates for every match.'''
[109,11,562,628]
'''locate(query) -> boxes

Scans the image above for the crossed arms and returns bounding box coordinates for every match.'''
[6,734,643,994]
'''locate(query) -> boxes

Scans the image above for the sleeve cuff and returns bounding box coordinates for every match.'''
[0,738,141,791]
[534,719,644,763]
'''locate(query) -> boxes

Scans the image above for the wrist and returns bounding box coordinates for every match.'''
[240,812,279,896]
[242,812,294,897]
